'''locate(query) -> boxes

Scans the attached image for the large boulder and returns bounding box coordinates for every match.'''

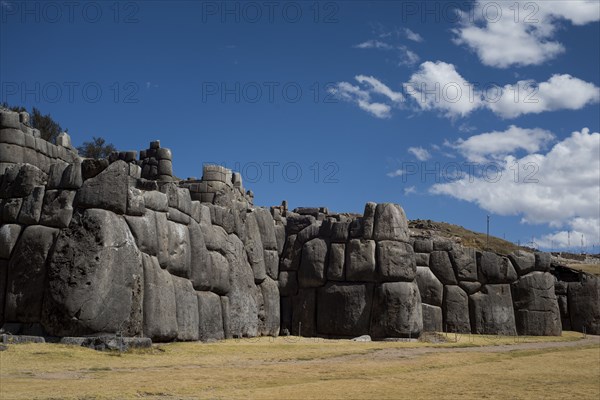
[345,239,376,282]
[415,267,443,307]
[568,277,600,335]
[39,190,76,228]
[477,252,518,284]
[377,240,416,282]
[298,238,328,287]
[327,243,345,281]
[443,285,471,333]
[0,224,21,259]
[163,221,191,278]
[429,251,457,285]
[317,283,373,337]
[449,246,477,281]
[42,210,142,337]
[370,281,422,338]
[187,221,218,292]
[75,161,129,214]
[173,276,200,341]
[258,277,280,337]
[511,272,561,336]
[5,225,58,323]
[244,212,266,283]
[278,271,298,297]
[197,291,225,341]
[291,288,316,336]
[372,203,409,242]
[469,284,516,335]
[254,208,278,251]
[223,234,258,338]
[422,304,442,332]
[141,254,177,342]
[508,250,536,276]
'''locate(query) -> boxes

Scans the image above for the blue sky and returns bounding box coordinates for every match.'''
[1,1,599,252]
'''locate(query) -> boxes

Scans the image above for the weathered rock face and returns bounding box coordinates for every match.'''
[1,117,598,341]
[42,210,142,337]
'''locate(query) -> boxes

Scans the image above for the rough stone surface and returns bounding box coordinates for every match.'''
[568,278,600,335]
[298,238,328,288]
[415,267,443,306]
[173,277,200,341]
[370,282,422,338]
[5,226,58,323]
[317,283,373,337]
[0,224,21,259]
[511,272,561,336]
[258,277,280,336]
[39,190,76,228]
[415,252,429,267]
[477,252,518,284]
[197,291,225,341]
[422,304,442,332]
[373,203,409,242]
[469,284,516,335]
[75,161,129,214]
[291,289,316,336]
[443,286,471,333]
[17,185,44,224]
[377,240,416,282]
[42,211,142,337]
[429,251,457,285]
[449,246,477,281]
[278,271,298,297]
[345,239,376,282]
[508,250,536,276]
[141,254,177,341]
[327,243,345,281]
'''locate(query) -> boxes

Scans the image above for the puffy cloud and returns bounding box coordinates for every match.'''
[487,74,600,118]
[330,75,403,119]
[430,128,600,248]
[449,125,555,162]
[405,61,599,119]
[453,1,600,68]
[408,146,432,161]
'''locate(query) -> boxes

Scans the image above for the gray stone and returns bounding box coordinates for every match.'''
[415,267,443,306]
[142,254,177,341]
[47,162,68,189]
[60,161,82,189]
[264,249,279,280]
[469,284,516,335]
[244,212,266,283]
[0,111,21,129]
[345,239,376,282]
[197,291,225,341]
[352,334,371,342]
[275,224,286,255]
[143,191,168,212]
[1,198,22,223]
[330,221,350,243]
[42,210,142,337]
[429,251,457,285]
[477,252,518,284]
[362,202,376,239]
[370,282,423,338]
[433,238,453,251]
[449,246,477,281]
[278,271,298,297]
[422,304,442,332]
[291,289,316,336]
[327,243,345,281]
[187,221,216,292]
[373,203,409,242]
[0,224,21,259]
[0,128,24,146]
[317,283,373,337]
[443,286,471,333]
[75,160,129,214]
[167,207,191,225]
[158,159,173,176]
[508,250,536,276]
[17,185,44,224]
[204,251,231,295]
[511,272,561,336]
[286,214,316,235]
[534,252,551,272]
[254,207,278,250]
[568,278,600,335]
[221,296,232,339]
[413,239,433,253]
[202,223,228,253]
[126,187,145,216]
[124,212,159,256]
[209,204,234,233]
[298,238,328,288]
[172,276,200,341]
[0,260,7,325]
[5,225,58,323]
[459,281,482,295]
[258,277,280,336]
[415,252,430,267]
[10,164,47,198]
[39,190,76,228]
[164,221,191,278]
[279,234,298,271]
[377,240,416,282]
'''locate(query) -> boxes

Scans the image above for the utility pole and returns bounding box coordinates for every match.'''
[486,215,490,250]
[568,231,571,252]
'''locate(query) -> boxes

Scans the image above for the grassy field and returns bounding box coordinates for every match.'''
[1,332,598,399]
[567,263,600,276]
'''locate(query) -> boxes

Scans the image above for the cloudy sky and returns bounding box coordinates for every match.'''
[1,1,599,252]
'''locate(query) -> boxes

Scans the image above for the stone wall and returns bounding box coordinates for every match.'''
[1,107,598,341]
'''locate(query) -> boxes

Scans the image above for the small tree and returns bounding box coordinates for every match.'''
[31,107,63,143]
[77,136,117,159]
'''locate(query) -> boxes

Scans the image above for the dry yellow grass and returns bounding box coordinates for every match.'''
[0,332,598,400]
[567,263,600,276]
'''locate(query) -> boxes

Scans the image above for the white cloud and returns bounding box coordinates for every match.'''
[404,61,599,119]
[408,146,432,161]
[535,217,600,250]
[404,186,417,195]
[330,76,403,119]
[399,48,420,66]
[449,125,555,162]
[431,128,600,248]
[404,28,423,43]
[487,74,600,118]
[354,40,393,50]
[453,1,600,68]
[387,169,405,178]
[405,61,482,118]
